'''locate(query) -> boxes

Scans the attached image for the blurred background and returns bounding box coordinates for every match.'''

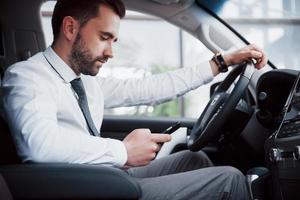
[41,0,300,118]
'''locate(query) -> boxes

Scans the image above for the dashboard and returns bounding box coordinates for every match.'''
[256,69,298,129]
[232,69,298,162]
[257,69,300,199]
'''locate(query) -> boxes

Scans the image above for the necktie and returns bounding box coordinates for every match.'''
[71,78,100,136]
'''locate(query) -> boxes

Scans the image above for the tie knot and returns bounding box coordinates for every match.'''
[71,78,82,86]
[71,78,85,97]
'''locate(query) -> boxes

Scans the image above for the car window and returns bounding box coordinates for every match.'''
[199,0,300,70]
[41,2,224,119]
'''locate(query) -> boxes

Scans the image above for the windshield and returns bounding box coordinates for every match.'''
[199,0,300,70]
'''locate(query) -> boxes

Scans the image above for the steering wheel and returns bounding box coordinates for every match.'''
[188,61,255,151]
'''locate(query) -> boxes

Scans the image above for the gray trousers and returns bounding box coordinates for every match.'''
[127,150,250,200]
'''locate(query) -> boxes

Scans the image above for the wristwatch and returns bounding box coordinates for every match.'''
[211,52,228,73]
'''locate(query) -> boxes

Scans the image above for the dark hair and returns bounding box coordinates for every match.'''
[51,0,125,43]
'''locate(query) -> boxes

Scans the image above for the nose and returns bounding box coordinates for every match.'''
[104,43,113,59]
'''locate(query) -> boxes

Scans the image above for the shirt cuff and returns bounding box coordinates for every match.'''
[107,138,128,167]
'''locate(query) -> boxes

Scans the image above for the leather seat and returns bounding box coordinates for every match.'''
[0,174,13,200]
[0,116,21,165]
[0,115,142,199]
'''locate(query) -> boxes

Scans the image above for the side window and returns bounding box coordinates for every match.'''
[41,2,221,119]
[217,0,300,69]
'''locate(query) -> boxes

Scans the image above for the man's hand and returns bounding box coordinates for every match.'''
[224,44,267,69]
[210,44,267,76]
[123,129,171,167]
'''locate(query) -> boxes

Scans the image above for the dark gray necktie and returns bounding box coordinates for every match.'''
[71,78,100,136]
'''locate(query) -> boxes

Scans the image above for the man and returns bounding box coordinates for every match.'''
[2,0,267,199]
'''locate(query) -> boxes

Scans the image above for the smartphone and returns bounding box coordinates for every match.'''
[155,122,181,158]
[162,121,181,134]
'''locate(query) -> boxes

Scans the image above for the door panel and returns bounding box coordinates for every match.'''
[101,115,195,140]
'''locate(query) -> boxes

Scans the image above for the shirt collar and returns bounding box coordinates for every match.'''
[43,47,79,83]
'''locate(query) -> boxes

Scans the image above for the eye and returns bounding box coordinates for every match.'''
[100,35,109,41]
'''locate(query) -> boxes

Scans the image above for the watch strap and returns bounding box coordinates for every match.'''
[212,52,228,73]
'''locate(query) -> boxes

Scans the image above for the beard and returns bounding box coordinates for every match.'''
[69,33,107,76]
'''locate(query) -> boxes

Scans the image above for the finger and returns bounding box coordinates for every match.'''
[135,128,151,135]
[248,44,263,51]
[150,152,156,160]
[150,143,159,152]
[246,44,267,69]
[152,143,162,152]
[144,129,151,134]
[151,133,171,143]
[244,44,264,59]
[256,52,268,69]
[253,51,267,69]
[246,50,263,59]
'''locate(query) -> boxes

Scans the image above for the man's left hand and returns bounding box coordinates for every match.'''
[223,44,267,69]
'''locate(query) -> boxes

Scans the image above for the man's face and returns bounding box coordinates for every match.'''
[69,5,120,76]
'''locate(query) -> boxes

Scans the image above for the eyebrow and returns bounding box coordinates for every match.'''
[99,31,118,42]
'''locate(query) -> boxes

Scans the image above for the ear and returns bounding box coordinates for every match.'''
[62,16,80,42]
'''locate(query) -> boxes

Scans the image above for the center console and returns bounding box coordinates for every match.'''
[265,72,300,200]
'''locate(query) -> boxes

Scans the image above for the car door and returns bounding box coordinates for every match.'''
[39,0,270,162]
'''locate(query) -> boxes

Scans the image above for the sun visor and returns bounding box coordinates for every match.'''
[197,24,234,53]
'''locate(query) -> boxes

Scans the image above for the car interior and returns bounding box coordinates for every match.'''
[1,0,300,199]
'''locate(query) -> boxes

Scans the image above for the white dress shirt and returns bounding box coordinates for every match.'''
[2,47,213,167]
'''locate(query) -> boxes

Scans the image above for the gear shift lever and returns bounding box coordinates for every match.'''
[256,92,273,127]
[246,167,270,200]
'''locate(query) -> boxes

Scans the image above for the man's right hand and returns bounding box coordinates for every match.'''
[123,129,171,167]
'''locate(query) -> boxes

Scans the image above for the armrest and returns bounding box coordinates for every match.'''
[0,163,142,199]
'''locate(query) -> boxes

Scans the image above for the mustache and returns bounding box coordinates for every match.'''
[93,56,109,64]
